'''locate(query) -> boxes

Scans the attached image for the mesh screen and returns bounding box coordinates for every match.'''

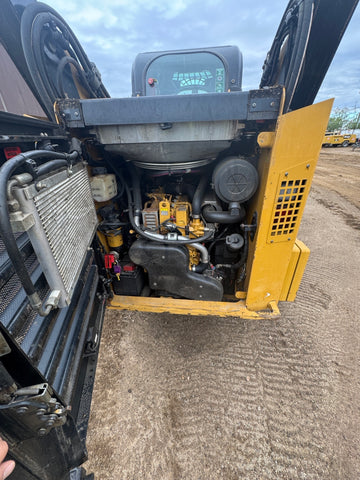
[0,253,38,316]
[270,178,308,239]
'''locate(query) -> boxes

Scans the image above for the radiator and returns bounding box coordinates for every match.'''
[12,162,98,308]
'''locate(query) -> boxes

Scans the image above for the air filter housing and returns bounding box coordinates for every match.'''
[11,162,98,308]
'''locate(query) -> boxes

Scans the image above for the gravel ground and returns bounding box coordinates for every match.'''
[84,148,360,480]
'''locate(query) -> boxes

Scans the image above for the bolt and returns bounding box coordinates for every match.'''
[285,172,288,177]
[199,295,203,298]
[288,238,291,241]
[252,102,257,108]
[306,164,310,169]
[231,79,236,84]
[36,181,47,190]
[74,111,79,117]
[161,256,165,259]
[38,428,47,437]
[36,408,46,417]
[153,282,157,286]
[17,406,28,415]
[270,101,275,107]
[199,285,203,289]
[46,419,55,428]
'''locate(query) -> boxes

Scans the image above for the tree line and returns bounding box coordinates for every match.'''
[327,107,360,132]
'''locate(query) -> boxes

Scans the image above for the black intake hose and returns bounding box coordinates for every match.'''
[202,205,245,224]
[0,150,78,313]
[129,165,142,213]
[192,174,208,218]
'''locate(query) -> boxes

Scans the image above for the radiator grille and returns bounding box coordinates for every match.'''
[14,163,98,307]
[34,168,97,294]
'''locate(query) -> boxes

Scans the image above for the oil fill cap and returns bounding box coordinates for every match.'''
[226,233,244,251]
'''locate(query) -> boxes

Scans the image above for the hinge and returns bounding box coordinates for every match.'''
[0,383,69,438]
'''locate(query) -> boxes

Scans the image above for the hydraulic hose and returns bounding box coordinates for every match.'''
[36,159,69,177]
[56,56,93,98]
[0,150,78,313]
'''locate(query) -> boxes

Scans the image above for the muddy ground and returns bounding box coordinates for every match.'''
[84,147,360,480]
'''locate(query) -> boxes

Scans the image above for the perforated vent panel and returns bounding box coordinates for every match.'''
[268,177,308,242]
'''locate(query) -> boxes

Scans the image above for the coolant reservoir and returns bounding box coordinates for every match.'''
[90,174,117,202]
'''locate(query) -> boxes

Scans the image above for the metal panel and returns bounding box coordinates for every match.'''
[244,99,333,311]
[0,43,45,117]
[57,86,283,128]
[280,240,310,302]
[0,229,104,478]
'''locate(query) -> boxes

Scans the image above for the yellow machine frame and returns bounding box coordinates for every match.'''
[109,98,333,319]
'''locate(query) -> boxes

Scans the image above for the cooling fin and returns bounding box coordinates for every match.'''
[11,163,98,308]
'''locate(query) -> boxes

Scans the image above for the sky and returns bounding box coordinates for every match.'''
[42,0,360,110]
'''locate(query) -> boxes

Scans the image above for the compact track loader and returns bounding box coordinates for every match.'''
[0,0,357,477]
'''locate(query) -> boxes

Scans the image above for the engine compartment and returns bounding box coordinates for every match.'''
[93,154,259,302]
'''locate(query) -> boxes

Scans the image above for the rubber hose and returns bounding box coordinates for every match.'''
[36,159,68,177]
[202,206,245,224]
[192,174,208,217]
[129,166,142,212]
[56,56,93,98]
[192,263,209,273]
[0,150,78,307]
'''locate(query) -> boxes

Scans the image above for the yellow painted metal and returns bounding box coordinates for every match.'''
[244,98,333,311]
[187,245,200,268]
[189,217,205,238]
[175,202,190,227]
[96,231,109,253]
[323,132,356,146]
[159,199,171,222]
[279,239,310,301]
[109,295,280,319]
[106,229,123,248]
[257,131,275,148]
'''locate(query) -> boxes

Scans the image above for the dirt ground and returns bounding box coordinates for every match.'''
[84,147,360,480]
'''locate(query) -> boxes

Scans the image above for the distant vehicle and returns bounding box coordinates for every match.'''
[322,132,357,147]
